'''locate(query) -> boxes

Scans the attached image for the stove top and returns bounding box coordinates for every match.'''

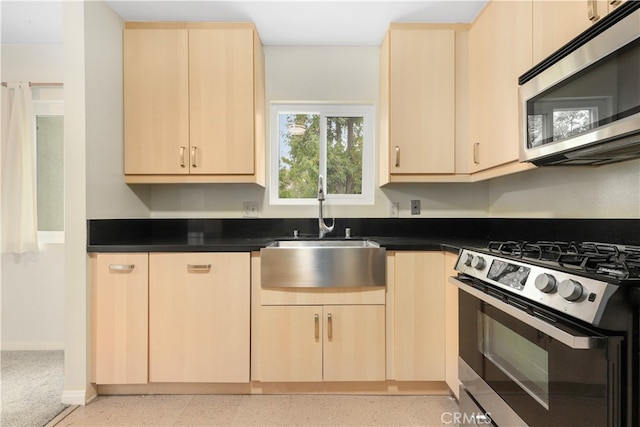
[486,241,640,284]
[454,241,638,329]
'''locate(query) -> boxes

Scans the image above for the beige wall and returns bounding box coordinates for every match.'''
[63,0,91,405]
[488,160,640,218]
[84,0,150,219]
[1,45,64,82]
[1,45,65,349]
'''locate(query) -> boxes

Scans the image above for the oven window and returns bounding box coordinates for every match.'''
[481,312,550,409]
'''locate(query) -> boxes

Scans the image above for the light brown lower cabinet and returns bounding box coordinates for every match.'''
[392,251,445,381]
[149,252,250,383]
[259,304,386,382]
[92,253,149,385]
[444,252,460,398]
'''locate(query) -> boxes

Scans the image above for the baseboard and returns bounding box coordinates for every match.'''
[61,390,96,406]
[1,341,65,351]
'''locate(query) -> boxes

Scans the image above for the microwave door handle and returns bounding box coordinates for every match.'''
[449,277,605,350]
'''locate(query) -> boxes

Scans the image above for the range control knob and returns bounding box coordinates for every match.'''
[559,279,584,302]
[463,253,474,266]
[471,256,486,270]
[535,273,557,293]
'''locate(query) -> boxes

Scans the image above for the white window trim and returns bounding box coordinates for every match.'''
[33,99,64,244]
[270,102,375,206]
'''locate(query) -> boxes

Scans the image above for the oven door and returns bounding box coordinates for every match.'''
[454,277,623,427]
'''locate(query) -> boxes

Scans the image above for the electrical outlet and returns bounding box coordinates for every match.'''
[389,201,399,218]
[411,199,421,215]
[242,201,258,218]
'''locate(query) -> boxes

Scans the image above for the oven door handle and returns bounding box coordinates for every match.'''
[450,277,605,350]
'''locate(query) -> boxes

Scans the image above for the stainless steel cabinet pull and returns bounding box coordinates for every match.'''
[327,313,333,341]
[314,314,319,340]
[394,146,400,167]
[588,0,600,22]
[180,146,186,168]
[191,146,198,168]
[473,142,480,165]
[109,264,135,271]
[187,264,211,271]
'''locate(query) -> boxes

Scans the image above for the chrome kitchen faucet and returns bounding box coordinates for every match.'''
[317,175,334,238]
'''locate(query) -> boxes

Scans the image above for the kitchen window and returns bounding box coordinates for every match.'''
[270,103,374,205]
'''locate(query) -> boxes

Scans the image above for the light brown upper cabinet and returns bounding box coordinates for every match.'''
[533,0,610,64]
[467,0,535,175]
[379,25,456,184]
[124,23,265,185]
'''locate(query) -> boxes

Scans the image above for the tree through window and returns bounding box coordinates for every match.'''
[271,104,373,205]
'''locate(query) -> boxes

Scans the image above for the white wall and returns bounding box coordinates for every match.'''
[149,45,491,218]
[1,43,66,350]
[85,2,150,219]
[1,45,64,82]
[488,159,640,218]
[62,0,91,405]
[1,245,65,349]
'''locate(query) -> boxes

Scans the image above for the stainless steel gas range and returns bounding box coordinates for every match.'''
[450,241,640,427]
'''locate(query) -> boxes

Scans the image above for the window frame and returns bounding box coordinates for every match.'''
[33,99,64,244]
[270,103,375,206]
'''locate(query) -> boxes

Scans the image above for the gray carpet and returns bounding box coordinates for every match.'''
[1,350,68,427]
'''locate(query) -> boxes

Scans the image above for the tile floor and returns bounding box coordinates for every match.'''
[55,394,460,426]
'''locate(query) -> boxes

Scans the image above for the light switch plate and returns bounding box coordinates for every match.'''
[242,201,258,218]
[389,201,399,218]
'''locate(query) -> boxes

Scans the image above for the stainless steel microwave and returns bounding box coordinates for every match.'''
[519,3,640,166]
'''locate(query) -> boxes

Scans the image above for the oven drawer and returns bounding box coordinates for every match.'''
[458,388,488,427]
[459,358,525,427]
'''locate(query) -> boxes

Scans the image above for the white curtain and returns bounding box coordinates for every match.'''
[1,82,39,253]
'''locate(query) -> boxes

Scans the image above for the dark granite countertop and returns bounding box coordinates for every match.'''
[87,218,640,253]
[86,237,276,253]
[86,235,480,254]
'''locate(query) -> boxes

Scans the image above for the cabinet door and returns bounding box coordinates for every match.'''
[468,1,532,172]
[323,305,386,382]
[389,28,455,175]
[189,29,255,175]
[259,305,323,382]
[149,253,250,383]
[532,0,606,64]
[444,252,460,399]
[393,252,445,381]
[94,253,148,385]
[124,29,190,175]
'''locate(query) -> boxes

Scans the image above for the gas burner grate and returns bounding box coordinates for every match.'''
[487,240,640,281]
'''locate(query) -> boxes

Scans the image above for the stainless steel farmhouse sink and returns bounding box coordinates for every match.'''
[260,239,386,288]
